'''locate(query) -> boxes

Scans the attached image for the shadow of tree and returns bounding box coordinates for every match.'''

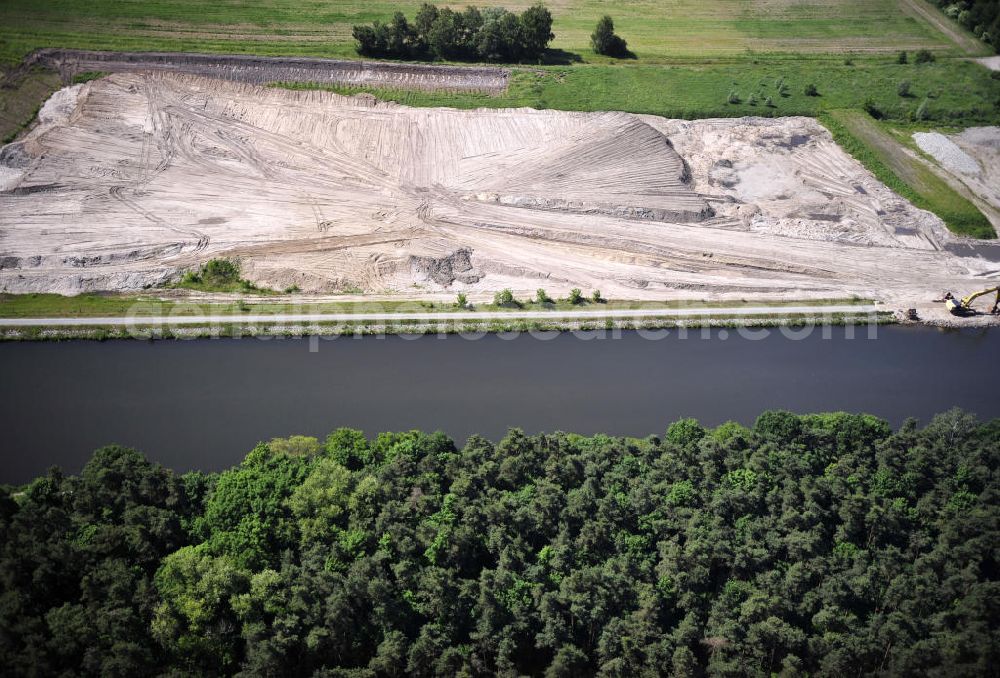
[538,49,584,65]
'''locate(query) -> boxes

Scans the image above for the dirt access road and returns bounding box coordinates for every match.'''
[899,0,990,55]
[1,73,997,325]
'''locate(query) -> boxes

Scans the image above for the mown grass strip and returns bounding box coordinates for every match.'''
[275,57,1000,125]
[0,311,894,342]
[0,293,874,319]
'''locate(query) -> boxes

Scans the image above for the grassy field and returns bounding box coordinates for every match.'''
[0,293,872,319]
[0,66,61,142]
[0,0,981,67]
[278,56,1000,123]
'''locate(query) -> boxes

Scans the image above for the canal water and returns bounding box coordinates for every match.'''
[1,325,998,484]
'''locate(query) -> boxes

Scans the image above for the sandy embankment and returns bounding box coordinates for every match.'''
[0,73,997,324]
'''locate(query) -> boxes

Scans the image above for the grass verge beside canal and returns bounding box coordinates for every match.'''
[0,293,874,319]
[0,292,890,341]
[0,311,895,342]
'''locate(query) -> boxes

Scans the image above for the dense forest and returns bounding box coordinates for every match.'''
[1,410,998,676]
[352,3,554,62]
[934,0,1000,52]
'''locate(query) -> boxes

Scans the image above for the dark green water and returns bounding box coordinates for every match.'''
[1,325,997,484]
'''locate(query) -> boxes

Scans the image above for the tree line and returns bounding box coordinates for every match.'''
[353,3,554,63]
[0,410,997,675]
[933,0,1000,52]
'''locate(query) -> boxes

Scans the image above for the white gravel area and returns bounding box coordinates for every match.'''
[913,131,981,176]
[0,165,24,192]
[37,83,82,126]
[975,56,1000,71]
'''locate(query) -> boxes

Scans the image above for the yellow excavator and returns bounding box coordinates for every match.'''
[944,286,1000,316]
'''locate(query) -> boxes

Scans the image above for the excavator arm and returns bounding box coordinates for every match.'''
[961,286,1000,309]
[945,286,1000,315]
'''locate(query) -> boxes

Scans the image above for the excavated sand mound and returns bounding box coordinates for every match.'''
[0,73,995,301]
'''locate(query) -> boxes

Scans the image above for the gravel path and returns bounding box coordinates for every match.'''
[898,0,988,55]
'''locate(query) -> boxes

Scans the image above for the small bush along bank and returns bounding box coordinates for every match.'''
[172,258,274,294]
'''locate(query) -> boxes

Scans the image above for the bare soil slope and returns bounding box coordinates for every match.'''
[1,73,996,312]
[29,49,509,92]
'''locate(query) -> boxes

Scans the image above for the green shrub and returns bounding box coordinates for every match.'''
[666,417,707,447]
[591,15,628,57]
[666,480,696,506]
[568,288,583,304]
[897,80,911,97]
[915,99,930,121]
[535,288,552,304]
[200,259,241,285]
[804,83,819,96]
[71,71,107,84]
[863,98,884,119]
[173,258,274,293]
[727,90,741,105]
[915,49,935,64]
[456,292,468,308]
[897,50,908,64]
[493,288,517,307]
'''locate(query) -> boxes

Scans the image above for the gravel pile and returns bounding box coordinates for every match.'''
[975,55,1000,71]
[913,131,981,175]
